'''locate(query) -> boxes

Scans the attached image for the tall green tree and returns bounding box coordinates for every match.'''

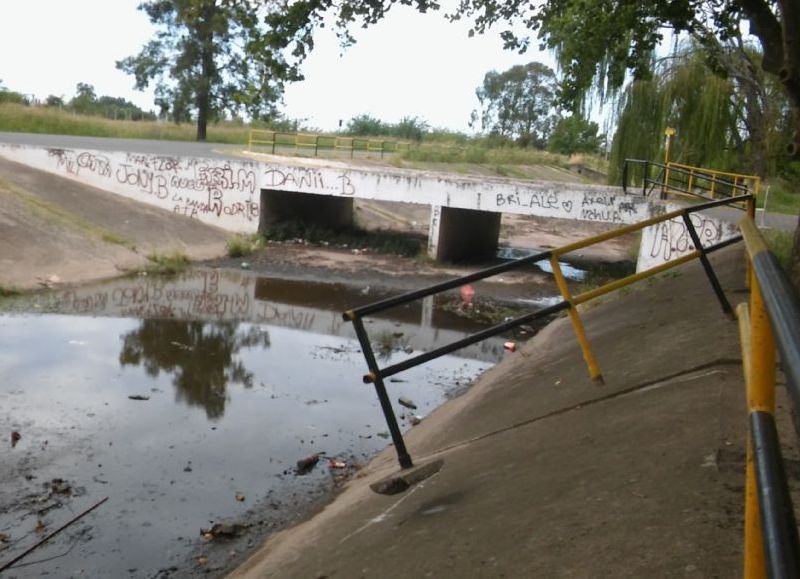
[547,114,603,155]
[69,83,98,115]
[118,0,302,141]
[471,62,558,147]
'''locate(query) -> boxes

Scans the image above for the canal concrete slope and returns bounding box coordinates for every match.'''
[0,157,228,289]
[230,246,798,578]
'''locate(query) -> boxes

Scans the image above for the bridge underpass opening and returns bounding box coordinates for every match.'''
[430,206,502,262]
[259,189,354,233]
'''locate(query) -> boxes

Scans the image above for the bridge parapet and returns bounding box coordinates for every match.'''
[0,143,739,270]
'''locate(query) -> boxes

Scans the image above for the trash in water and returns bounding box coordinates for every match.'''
[398,396,417,410]
[295,454,320,475]
[11,431,21,448]
[503,342,516,353]
[328,458,346,469]
[200,522,248,541]
[460,284,475,305]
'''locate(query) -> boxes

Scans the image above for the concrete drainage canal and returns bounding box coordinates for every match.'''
[0,268,528,577]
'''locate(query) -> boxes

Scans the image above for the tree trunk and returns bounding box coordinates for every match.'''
[776,0,800,291]
[195,2,215,142]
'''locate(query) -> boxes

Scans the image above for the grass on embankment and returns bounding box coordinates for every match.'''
[760,179,800,215]
[0,103,250,144]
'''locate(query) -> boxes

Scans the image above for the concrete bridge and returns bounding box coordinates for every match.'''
[0,137,739,271]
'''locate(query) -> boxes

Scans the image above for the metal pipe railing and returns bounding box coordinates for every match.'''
[345,195,750,469]
[622,158,753,201]
[739,215,800,579]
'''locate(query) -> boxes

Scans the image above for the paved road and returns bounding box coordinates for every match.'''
[0,131,398,164]
[0,131,245,160]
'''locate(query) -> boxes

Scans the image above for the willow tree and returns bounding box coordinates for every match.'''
[609,43,790,183]
[609,47,737,184]
[118,0,302,141]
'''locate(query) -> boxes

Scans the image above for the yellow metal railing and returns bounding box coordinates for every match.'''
[247,129,413,159]
[248,129,276,153]
[738,215,800,579]
[665,161,761,200]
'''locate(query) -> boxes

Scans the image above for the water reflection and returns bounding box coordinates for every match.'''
[119,320,271,420]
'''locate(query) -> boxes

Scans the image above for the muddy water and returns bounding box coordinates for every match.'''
[0,270,507,577]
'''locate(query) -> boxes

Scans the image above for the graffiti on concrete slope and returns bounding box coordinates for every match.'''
[47,148,261,223]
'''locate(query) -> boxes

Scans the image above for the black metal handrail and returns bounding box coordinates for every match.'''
[345,195,750,470]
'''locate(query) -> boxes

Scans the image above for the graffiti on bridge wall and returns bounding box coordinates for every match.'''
[646,214,736,262]
[263,167,357,196]
[493,190,645,224]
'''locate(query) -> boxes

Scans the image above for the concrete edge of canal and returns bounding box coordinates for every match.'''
[227,245,800,579]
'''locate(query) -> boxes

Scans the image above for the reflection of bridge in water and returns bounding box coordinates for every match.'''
[33,269,507,364]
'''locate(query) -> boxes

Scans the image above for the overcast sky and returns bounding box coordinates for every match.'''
[0,0,556,133]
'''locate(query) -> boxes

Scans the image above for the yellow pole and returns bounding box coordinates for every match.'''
[745,432,767,579]
[550,256,604,383]
[749,277,775,413]
[743,275,775,579]
[662,127,675,198]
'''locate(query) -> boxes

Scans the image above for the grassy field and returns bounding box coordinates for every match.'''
[0,103,251,143]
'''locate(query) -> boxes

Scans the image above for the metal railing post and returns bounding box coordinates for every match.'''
[549,255,604,383]
[680,213,733,316]
[744,273,776,579]
[351,316,413,469]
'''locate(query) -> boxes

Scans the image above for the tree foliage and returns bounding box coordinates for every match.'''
[471,61,558,147]
[118,0,303,141]
[609,43,790,183]
[66,83,156,120]
[547,114,603,155]
[0,80,30,106]
[345,114,430,141]
[449,0,800,160]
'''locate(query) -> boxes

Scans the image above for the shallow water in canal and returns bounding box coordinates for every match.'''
[0,269,506,577]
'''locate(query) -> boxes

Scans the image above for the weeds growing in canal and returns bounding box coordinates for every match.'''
[226,233,263,258]
[144,251,191,275]
[0,284,20,298]
[261,220,424,257]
